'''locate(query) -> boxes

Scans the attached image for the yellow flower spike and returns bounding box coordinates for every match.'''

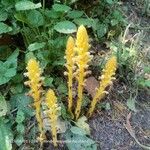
[75,25,92,120]
[65,36,75,117]
[25,59,44,141]
[46,89,58,147]
[87,56,117,117]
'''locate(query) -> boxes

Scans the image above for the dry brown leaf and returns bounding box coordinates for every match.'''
[84,76,99,98]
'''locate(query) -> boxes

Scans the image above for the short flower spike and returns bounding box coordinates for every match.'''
[46,89,59,147]
[25,59,44,140]
[87,56,117,117]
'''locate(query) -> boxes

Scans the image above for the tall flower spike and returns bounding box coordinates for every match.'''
[65,36,75,117]
[87,56,117,117]
[46,89,59,147]
[75,25,92,120]
[25,59,44,140]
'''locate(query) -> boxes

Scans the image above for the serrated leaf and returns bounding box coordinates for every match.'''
[0,118,12,150]
[17,123,25,134]
[28,42,46,51]
[14,134,24,146]
[54,21,77,34]
[0,93,7,117]
[27,10,44,27]
[52,4,71,12]
[0,22,12,34]
[16,110,25,123]
[15,1,41,11]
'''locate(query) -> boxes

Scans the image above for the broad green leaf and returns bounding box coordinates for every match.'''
[106,0,113,4]
[96,23,108,38]
[0,9,8,21]
[52,4,71,12]
[57,83,67,95]
[70,126,87,135]
[0,94,7,117]
[0,22,12,34]
[45,10,61,19]
[54,21,77,34]
[67,10,84,19]
[0,118,12,150]
[15,1,41,11]
[27,10,44,27]
[28,42,46,51]
[0,49,19,85]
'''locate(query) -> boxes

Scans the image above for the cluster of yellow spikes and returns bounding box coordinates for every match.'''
[25,59,58,147]
[65,25,117,119]
[24,25,117,147]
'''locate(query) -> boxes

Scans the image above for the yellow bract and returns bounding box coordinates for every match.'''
[46,89,58,147]
[87,56,117,117]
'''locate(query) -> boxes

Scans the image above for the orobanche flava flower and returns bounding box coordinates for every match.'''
[46,89,59,147]
[87,56,117,117]
[24,59,44,140]
[64,36,75,116]
[75,25,92,120]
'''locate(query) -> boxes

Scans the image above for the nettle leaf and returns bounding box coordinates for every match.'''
[54,21,77,34]
[0,118,12,150]
[52,4,71,12]
[15,1,41,11]
[0,93,7,117]
[0,22,12,34]
[28,42,46,51]
[0,49,19,85]
[67,10,84,19]
[27,10,44,27]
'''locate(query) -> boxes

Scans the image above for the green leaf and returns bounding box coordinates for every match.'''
[0,22,12,34]
[0,93,7,117]
[17,123,25,134]
[96,23,108,38]
[54,21,77,34]
[15,1,41,11]
[28,42,46,51]
[14,134,24,146]
[0,49,19,85]
[16,110,25,123]
[0,9,8,21]
[43,77,53,87]
[57,83,67,95]
[0,118,12,150]
[73,18,94,27]
[67,10,84,19]
[10,94,34,117]
[52,4,71,12]
[45,10,61,19]
[70,126,87,135]
[126,98,137,112]
[27,10,44,27]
